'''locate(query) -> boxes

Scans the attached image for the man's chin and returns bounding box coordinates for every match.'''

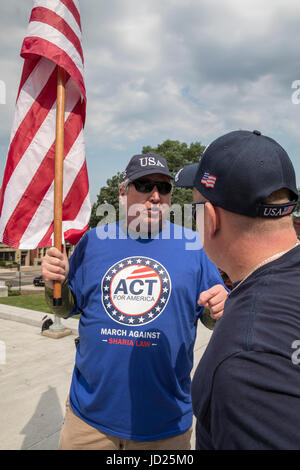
[142,215,162,234]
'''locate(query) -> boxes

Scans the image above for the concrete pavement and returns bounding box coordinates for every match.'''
[0,306,212,450]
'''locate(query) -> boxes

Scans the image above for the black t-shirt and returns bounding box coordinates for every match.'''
[191,245,300,450]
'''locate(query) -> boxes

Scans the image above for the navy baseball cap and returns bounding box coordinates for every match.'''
[122,153,172,181]
[174,164,198,188]
[180,130,298,218]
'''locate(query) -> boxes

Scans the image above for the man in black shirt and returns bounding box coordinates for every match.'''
[175,130,300,449]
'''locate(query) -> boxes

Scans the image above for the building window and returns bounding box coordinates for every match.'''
[0,252,15,262]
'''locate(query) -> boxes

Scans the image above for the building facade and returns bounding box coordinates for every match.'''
[0,244,74,266]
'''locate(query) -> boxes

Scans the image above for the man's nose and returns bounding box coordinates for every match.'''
[149,186,161,202]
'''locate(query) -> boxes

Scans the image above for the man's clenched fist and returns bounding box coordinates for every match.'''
[198,284,228,320]
[42,246,69,289]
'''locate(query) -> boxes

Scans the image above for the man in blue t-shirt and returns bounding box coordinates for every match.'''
[176,130,300,449]
[42,153,228,450]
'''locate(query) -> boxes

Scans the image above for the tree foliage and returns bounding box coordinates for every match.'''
[89,139,205,228]
[89,173,124,228]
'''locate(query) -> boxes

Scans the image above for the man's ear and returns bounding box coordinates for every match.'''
[206,202,219,239]
[119,187,127,206]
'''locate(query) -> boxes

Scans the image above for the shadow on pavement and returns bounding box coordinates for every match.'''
[21,386,64,450]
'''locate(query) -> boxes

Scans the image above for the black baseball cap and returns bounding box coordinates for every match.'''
[122,153,172,181]
[174,164,198,188]
[179,130,298,218]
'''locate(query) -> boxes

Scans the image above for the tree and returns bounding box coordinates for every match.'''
[89,173,124,228]
[89,140,205,228]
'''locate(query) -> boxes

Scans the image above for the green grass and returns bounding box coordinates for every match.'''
[0,293,80,319]
[0,293,52,313]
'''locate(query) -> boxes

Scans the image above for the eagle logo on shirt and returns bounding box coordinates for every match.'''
[101,256,171,326]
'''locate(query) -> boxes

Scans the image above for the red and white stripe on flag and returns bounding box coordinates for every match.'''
[0,0,91,249]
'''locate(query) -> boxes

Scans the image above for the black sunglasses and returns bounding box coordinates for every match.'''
[131,179,172,195]
[192,202,206,221]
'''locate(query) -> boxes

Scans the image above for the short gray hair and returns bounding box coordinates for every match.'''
[119,178,132,194]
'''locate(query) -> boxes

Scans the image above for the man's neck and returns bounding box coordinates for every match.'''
[224,231,299,283]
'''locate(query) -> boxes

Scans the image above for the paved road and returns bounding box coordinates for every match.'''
[0,308,212,450]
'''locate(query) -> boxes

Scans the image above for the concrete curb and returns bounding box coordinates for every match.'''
[0,304,79,335]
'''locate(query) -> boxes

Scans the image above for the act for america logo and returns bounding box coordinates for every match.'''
[101,257,171,326]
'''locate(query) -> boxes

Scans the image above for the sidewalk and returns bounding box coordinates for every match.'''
[0,306,212,450]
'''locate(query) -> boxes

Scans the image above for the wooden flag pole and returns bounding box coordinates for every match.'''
[43,66,72,338]
[53,66,66,306]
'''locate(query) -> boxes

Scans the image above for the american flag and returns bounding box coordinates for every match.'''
[282,204,296,216]
[0,0,91,249]
[201,172,217,189]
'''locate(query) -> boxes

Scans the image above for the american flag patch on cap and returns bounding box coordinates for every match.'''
[201,172,217,188]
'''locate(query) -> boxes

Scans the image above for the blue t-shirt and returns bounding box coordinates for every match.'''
[191,245,300,450]
[67,221,224,441]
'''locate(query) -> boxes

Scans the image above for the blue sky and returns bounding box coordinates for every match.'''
[0,0,300,204]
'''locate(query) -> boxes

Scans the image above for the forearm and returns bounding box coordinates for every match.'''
[45,279,75,318]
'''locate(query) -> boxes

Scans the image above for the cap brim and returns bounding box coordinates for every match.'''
[129,168,173,180]
[174,164,199,188]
